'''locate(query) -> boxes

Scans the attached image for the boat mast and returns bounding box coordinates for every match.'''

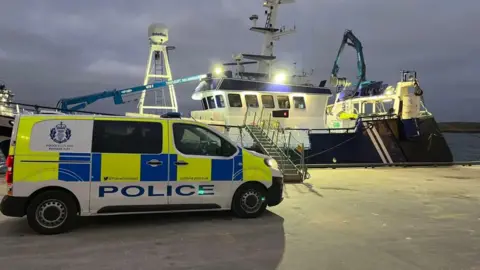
[244,0,296,78]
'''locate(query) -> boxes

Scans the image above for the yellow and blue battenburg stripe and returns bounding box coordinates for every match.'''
[58,153,91,182]
[57,147,246,182]
[210,146,243,181]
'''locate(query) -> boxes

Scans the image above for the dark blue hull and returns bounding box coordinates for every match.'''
[292,116,453,165]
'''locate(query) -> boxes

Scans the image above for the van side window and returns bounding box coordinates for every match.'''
[261,95,275,108]
[228,94,242,108]
[173,123,237,157]
[92,120,162,154]
[277,96,290,109]
[293,96,306,109]
[245,95,259,108]
[215,95,225,108]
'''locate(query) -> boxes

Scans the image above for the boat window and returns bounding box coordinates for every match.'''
[207,96,216,109]
[201,98,208,110]
[327,95,336,105]
[172,123,237,157]
[215,95,225,108]
[261,95,275,108]
[92,120,163,154]
[293,96,306,109]
[353,103,360,114]
[326,105,333,115]
[277,96,290,109]
[375,101,385,113]
[381,100,395,114]
[228,94,242,108]
[363,102,374,115]
[245,94,259,108]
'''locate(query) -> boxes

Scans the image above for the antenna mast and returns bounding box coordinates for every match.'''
[138,23,178,114]
[244,0,296,78]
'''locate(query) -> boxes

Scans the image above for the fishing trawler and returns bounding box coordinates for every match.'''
[0,83,15,138]
[189,0,453,169]
[0,82,41,157]
[0,82,17,158]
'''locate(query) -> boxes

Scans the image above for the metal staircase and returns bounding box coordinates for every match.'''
[243,108,307,183]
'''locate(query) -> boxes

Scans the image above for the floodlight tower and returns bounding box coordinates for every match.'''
[138,23,178,114]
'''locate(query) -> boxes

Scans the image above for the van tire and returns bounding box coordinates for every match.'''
[26,190,78,235]
[231,183,268,218]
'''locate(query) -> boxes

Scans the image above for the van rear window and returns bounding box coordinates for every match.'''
[92,120,163,154]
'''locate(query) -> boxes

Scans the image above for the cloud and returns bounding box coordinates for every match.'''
[0,48,7,59]
[85,59,144,78]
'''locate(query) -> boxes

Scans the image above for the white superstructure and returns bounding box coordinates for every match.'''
[188,0,332,148]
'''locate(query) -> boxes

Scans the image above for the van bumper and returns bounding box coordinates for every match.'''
[267,177,284,206]
[0,196,27,217]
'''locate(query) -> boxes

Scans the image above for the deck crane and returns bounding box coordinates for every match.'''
[56,73,208,112]
[330,29,369,91]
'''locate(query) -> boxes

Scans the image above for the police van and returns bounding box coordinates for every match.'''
[0,113,284,234]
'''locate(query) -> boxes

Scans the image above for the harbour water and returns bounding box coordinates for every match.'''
[444,133,480,161]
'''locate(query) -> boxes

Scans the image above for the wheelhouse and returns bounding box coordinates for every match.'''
[191,77,332,129]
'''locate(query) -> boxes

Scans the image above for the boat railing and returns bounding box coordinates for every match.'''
[7,102,118,116]
[280,128,308,180]
[419,100,432,116]
[242,106,250,126]
[242,107,303,178]
[327,94,432,120]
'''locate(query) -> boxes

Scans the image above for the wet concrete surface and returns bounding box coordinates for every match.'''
[0,166,479,270]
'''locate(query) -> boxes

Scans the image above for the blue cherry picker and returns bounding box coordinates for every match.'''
[56,73,209,113]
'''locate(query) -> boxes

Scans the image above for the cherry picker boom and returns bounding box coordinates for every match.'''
[56,74,208,112]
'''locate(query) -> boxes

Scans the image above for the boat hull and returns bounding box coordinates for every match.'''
[290,116,453,165]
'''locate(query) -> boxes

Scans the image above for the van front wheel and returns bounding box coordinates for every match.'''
[231,183,268,218]
[26,190,78,235]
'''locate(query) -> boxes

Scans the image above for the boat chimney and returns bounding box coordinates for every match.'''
[249,14,259,27]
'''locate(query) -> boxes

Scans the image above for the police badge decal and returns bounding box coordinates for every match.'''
[50,122,72,144]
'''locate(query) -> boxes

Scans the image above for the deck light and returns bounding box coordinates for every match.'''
[273,72,287,84]
[214,66,223,76]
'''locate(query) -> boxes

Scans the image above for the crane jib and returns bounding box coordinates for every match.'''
[329,29,367,90]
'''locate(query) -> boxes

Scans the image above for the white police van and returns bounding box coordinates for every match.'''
[0,112,284,234]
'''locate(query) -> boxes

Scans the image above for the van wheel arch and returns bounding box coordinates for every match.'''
[26,186,81,214]
[234,181,268,194]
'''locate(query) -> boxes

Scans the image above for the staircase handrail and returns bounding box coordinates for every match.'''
[258,106,265,127]
[246,117,307,181]
[242,106,250,126]
[272,122,308,180]
[263,120,306,176]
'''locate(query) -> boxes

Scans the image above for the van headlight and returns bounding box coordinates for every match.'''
[264,158,279,170]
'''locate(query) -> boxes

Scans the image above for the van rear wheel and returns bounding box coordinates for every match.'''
[231,183,268,218]
[26,190,78,235]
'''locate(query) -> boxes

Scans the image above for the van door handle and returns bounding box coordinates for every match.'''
[147,159,163,167]
[175,161,189,166]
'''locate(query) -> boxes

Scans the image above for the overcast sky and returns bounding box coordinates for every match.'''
[0,0,479,121]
